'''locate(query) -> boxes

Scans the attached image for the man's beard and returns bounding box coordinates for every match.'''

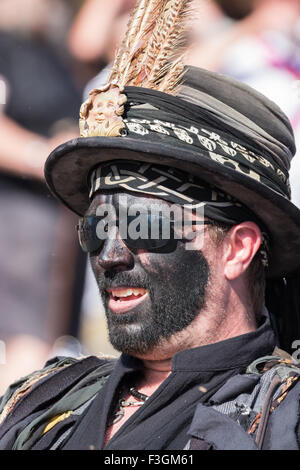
[96,247,210,356]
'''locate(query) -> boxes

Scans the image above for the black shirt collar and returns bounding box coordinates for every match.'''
[172,310,276,372]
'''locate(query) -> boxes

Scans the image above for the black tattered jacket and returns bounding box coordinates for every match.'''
[1,316,299,450]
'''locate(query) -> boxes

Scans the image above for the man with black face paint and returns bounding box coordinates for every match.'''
[1,0,300,451]
[88,192,210,359]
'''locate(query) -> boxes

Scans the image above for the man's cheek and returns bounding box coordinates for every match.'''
[137,252,153,269]
[137,252,175,277]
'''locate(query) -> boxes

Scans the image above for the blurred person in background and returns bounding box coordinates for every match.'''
[187,0,300,206]
[0,0,86,393]
[68,0,136,95]
[68,0,136,64]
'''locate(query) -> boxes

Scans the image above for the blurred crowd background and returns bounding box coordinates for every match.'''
[0,0,300,394]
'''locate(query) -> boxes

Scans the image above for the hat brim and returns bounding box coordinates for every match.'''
[44,136,300,279]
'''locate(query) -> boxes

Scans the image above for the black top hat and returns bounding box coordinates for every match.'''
[44,65,300,280]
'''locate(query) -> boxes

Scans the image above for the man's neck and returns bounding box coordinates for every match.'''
[130,275,257,390]
[135,359,172,396]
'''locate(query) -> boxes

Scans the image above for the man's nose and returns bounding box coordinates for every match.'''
[96,235,134,272]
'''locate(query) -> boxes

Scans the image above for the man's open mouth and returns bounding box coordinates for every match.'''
[106,287,148,313]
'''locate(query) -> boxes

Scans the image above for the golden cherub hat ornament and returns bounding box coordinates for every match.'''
[79,82,128,138]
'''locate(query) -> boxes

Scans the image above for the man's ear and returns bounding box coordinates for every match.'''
[223,222,262,281]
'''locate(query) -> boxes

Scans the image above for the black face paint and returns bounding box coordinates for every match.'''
[89,193,210,356]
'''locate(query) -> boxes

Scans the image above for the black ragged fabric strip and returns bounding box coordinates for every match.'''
[123,87,291,199]
[0,356,107,440]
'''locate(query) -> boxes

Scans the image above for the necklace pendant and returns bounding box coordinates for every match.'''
[112,406,124,424]
[111,387,149,425]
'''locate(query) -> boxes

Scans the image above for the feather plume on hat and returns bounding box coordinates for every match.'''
[79,0,193,138]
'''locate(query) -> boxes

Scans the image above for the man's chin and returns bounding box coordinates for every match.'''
[108,331,176,361]
[107,323,159,357]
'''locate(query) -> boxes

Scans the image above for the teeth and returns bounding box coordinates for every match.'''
[111,288,146,298]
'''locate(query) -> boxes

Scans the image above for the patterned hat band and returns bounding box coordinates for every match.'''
[112,88,291,200]
[89,160,263,222]
[89,161,270,267]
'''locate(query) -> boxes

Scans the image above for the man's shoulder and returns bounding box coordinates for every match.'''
[0,354,117,446]
[187,348,300,450]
